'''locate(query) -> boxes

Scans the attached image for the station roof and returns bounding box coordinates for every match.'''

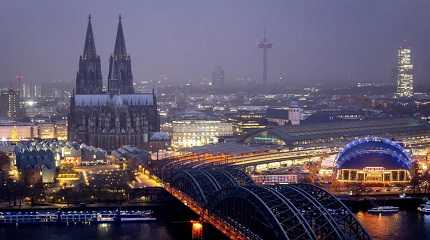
[181,142,277,156]
[242,118,430,146]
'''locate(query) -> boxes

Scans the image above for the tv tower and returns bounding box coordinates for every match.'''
[258,29,272,84]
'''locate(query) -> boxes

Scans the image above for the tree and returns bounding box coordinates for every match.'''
[0,151,10,171]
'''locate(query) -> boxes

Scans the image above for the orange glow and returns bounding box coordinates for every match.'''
[191,221,203,239]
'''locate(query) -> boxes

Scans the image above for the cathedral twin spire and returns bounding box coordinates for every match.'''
[113,16,127,57]
[108,15,134,94]
[76,15,134,95]
[83,15,97,59]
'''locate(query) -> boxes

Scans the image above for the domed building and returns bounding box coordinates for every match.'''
[336,137,412,184]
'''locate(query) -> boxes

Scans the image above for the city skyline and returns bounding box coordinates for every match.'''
[1,0,430,88]
[2,2,430,240]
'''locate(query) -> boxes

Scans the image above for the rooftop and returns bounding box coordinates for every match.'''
[243,118,430,145]
[181,142,277,155]
[74,93,154,107]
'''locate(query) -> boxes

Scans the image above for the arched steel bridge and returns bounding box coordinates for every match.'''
[163,167,371,240]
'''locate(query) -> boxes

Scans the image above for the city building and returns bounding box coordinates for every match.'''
[171,120,233,149]
[80,144,107,166]
[69,17,160,151]
[15,143,56,184]
[303,110,365,124]
[395,44,414,98]
[111,145,150,169]
[242,117,430,149]
[167,118,430,175]
[212,66,225,89]
[226,108,267,134]
[251,174,302,184]
[336,137,412,184]
[0,89,18,120]
[148,131,170,152]
[266,107,301,126]
[58,142,81,166]
[37,121,68,140]
[11,140,107,167]
[0,121,67,141]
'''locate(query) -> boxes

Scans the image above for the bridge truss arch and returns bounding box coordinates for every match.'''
[208,184,371,240]
[208,185,315,240]
[169,167,254,206]
[167,167,370,240]
[292,184,371,240]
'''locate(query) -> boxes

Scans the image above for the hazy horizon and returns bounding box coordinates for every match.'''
[1,0,430,88]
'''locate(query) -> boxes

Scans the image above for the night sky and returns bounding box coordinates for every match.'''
[1,0,430,88]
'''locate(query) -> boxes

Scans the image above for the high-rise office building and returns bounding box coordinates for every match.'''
[395,44,414,98]
[212,65,225,89]
[0,89,18,120]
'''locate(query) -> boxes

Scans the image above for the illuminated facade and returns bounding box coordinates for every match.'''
[395,45,414,98]
[0,89,18,120]
[0,121,67,141]
[251,174,300,184]
[171,120,233,149]
[336,137,412,184]
[38,121,68,140]
[165,118,430,174]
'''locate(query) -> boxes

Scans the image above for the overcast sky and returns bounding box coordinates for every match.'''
[1,0,429,88]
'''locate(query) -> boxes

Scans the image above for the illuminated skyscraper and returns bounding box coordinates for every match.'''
[0,89,18,119]
[395,44,414,98]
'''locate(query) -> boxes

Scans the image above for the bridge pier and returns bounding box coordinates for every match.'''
[191,220,203,240]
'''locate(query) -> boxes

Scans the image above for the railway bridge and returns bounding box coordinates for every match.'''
[150,164,371,240]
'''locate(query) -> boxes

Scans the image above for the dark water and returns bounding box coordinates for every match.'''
[356,211,430,240]
[0,222,187,240]
[1,211,430,240]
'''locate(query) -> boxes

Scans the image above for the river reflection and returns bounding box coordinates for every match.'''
[356,211,430,240]
[2,212,430,240]
[0,222,183,240]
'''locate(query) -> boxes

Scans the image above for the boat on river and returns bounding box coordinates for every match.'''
[368,206,399,214]
[418,201,430,214]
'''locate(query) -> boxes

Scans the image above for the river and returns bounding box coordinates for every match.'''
[1,211,430,240]
[0,222,188,240]
[356,211,430,240]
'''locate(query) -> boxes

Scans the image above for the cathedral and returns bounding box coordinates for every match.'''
[68,16,159,151]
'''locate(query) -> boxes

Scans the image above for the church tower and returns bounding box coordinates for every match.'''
[75,15,103,94]
[108,16,134,94]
